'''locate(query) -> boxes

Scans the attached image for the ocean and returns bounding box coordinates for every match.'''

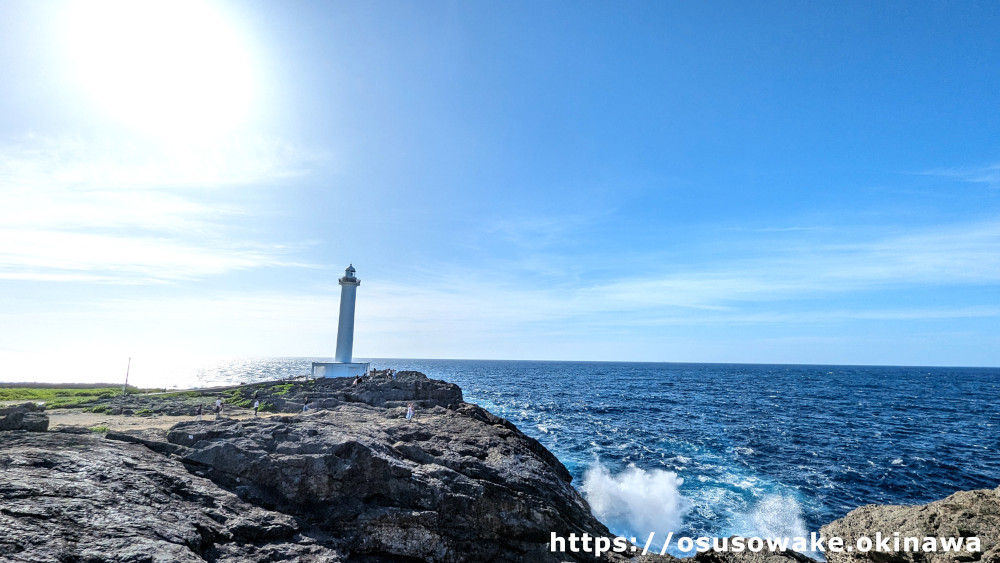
[21,357,1000,553]
[379,360,1000,551]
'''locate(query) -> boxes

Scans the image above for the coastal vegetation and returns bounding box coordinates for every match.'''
[0,386,126,408]
[3,378,294,418]
[224,382,292,411]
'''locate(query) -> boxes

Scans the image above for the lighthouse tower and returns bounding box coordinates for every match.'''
[311,264,369,379]
[335,264,360,362]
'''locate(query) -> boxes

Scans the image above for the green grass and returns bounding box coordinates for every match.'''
[134,408,154,417]
[89,426,109,433]
[0,386,167,409]
[82,404,113,414]
[0,387,120,408]
[224,387,251,408]
[272,383,294,395]
[224,386,274,408]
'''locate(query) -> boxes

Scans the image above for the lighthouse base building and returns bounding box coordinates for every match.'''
[311,264,369,378]
[311,362,367,378]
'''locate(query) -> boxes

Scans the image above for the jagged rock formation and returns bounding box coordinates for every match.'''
[97,370,462,417]
[0,431,343,562]
[0,402,48,432]
[162,400,607,562]
[0,373,623,562]
[2,372,996,563]
[230,370,464,413]
[821,486,1000,563]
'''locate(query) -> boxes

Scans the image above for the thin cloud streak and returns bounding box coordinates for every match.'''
[595,219,1000,308]
[0,230,289,282]
[0,134,321,189]
[345,218,1000,342]
[606,306,1000,328]
[11,283,993,359]
[921,162,1000,188]
[0,135,323,283]
[484,210,617,250]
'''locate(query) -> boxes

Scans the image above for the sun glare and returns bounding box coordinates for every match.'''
[64,0,257,139]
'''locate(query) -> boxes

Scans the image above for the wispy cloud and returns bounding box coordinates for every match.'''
[342,218,1000,346]
[485,210,616,250]
[592,219,1000,309]
[597,305,1000,328]
[0,230,294,283]
[921,162,1000,188]
[0,134,318,189]
[0,134,322,283]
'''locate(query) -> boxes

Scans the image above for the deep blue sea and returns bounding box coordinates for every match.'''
[117,358,1000,551]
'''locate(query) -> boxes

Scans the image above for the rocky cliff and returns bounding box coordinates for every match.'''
[0,373,628,562]
[821,486,1000,563]
[1,372,996,563]
[164,402,610,561]
[0,431,340,562]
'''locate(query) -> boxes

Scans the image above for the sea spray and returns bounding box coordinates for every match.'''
[581,462,691,541]
[728,494,810,544]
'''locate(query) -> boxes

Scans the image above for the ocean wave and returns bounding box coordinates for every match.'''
[581,462,691,540]
[729,494,809,543]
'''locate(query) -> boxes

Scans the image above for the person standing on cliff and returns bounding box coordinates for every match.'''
[215,398,223,419]
[196,404,202,421]
[253,400,260,417]
[406,402,414,422]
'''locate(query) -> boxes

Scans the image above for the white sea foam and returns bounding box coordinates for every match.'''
[731,494,809,543]
[581,462,691,537]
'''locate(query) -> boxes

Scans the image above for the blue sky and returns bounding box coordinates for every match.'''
[1,0,999,377]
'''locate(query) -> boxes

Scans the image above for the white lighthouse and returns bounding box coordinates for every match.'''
[311,264,369,379]
[335,264,359,362]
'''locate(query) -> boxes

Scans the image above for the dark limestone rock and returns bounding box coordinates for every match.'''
[12,372,997,563]
[0,401,44,415]
[820,486,1000,563]
[53,425,94,434]
[165,400,608,562]
[244,371,464,414]
[106,394,245,418]
[106,427,188,456]
[0,431,345,562]
[0,403,49,432]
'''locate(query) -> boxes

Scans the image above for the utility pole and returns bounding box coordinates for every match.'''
[123,357,131,396]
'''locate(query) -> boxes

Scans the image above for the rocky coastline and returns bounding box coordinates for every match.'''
[1,372,996,562]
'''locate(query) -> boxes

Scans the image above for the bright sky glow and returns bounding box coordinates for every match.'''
[63,0,256,139]
[1,1,999,383]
